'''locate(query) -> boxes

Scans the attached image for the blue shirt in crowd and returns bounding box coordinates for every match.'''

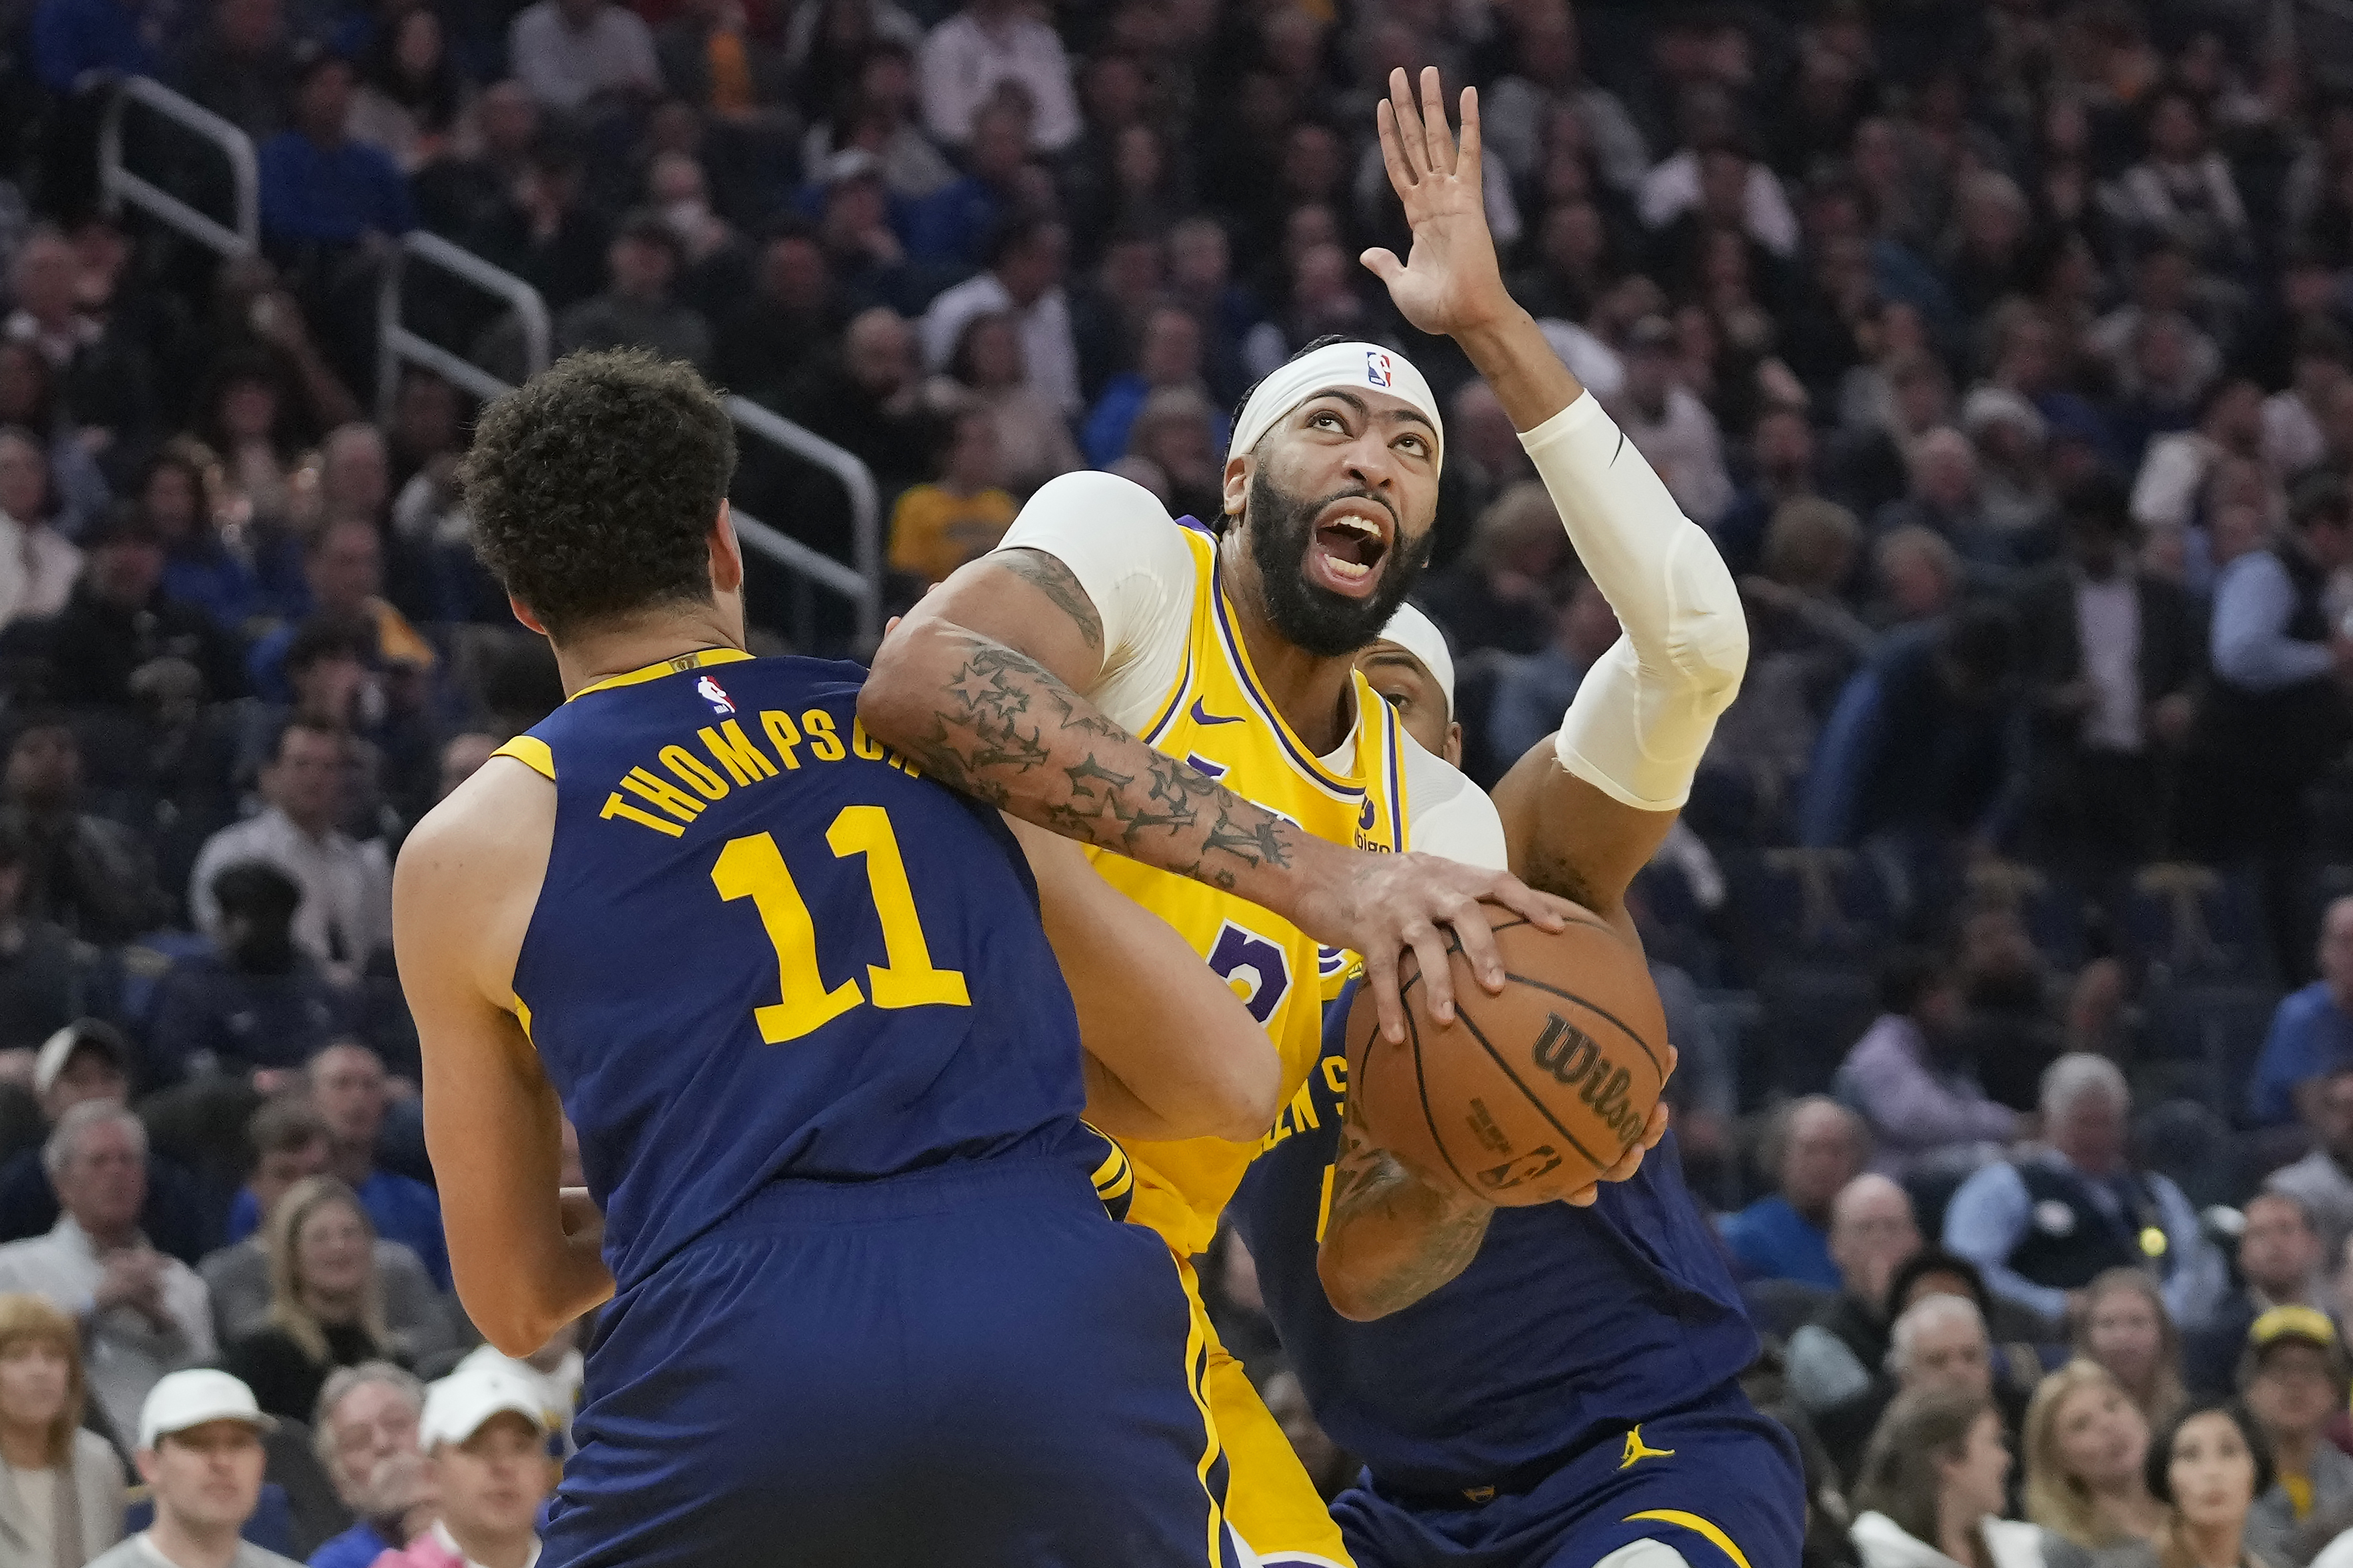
[229,1167,449,1289]
[1080,375,1231,471]
[31,0,150,93]
[308,1520,390,1568]
[257,132,414,244]
[1717,1194,1840,1291]
[902,176,1003,271]
[2250,982,2353,1126]
[1942,1149,2226,1328]
[2213,550,2336,693]
[146,951,358,1085]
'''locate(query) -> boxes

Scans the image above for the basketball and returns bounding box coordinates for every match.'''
[1346,915,1670,1206]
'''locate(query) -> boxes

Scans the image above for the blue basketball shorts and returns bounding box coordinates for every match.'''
[541,1157,1239,1567]
[1332,1391,1804,1568]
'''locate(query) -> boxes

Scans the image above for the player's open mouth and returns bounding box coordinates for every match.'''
[1306,504,1392,599]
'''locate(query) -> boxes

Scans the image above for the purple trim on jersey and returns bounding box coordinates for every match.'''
[1207,553,1365,798]
[1378,697,1406,847]
[1140,634,1195,746]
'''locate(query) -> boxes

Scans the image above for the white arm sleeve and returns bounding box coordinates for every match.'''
[1519,393,1749,812]
[992,471,1199,733]
[1400,737,1509,870]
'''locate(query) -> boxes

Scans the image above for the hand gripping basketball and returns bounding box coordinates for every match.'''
[1292,850,1581,1047]
[1345,915,1675,1206]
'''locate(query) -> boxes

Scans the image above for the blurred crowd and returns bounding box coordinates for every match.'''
[1,0,2352,1563]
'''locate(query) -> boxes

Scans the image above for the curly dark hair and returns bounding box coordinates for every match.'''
[462,350,736,639]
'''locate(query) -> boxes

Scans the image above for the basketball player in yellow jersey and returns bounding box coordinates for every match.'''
[861,122,1665,1562]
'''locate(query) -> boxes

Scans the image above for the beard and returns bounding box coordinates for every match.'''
[1241,465,1435,659]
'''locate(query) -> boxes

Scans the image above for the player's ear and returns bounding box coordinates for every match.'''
[1444,720,1463,770]
[709,501,745,596]
[508,596,548,637]
[1221,453,1251,520]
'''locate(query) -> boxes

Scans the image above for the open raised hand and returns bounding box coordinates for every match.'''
[1360,66,1513,340]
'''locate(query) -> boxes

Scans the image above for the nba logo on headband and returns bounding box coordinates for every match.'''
[1227,340,1442,470]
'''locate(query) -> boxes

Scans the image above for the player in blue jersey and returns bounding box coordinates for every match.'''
[388,350,1552,1567]
[1227,70,1804,1568]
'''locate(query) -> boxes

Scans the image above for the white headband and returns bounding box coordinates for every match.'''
[1227,341,1444,473]
[1375,602,1455,715]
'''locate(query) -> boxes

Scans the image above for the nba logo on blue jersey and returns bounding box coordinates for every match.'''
[696,676,735,715]
[1365,350,1395,388]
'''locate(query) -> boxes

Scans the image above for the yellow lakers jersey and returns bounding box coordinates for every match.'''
[1089,524,1410,1258]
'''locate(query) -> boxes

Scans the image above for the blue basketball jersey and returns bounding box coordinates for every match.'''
[1229,982,1762,1498]
[497,649,1093,1291]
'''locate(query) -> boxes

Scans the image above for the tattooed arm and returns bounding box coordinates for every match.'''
[861,548,1310,890]
[859,538,1574,1042]
[1317,1091,1496,1321]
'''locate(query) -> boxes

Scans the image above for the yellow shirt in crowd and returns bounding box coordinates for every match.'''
[888,485,1019,587]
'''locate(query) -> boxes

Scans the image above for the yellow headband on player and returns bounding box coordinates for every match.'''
[1227,341,1445,475]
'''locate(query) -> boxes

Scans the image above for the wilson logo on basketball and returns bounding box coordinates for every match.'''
[1530,1012,1647,1149]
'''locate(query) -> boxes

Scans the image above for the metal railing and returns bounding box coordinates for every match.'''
[725,396,882,651]
[365,256,880,647]
[375,231,551,419]
[97,77,257,257]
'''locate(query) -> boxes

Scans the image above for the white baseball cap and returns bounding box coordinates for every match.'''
[33,1020,126,1097]
[139,1369,277,1449]
[418,1363,552,1452]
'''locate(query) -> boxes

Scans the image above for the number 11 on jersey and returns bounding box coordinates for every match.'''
[712,804,971,1044]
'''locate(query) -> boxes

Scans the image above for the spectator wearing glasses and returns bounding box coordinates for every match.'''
[307,1363,426,1568]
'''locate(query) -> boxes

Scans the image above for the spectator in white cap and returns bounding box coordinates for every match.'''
[84,1368,296,1568]
[368,1363,553,1568]
[449,1319,582,1462]
[0,1103,213,1447]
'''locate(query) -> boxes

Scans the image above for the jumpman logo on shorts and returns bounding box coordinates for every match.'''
[1619,1426,1676,1469]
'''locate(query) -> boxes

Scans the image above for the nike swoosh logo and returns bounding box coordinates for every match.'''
[1190,698,1245,727]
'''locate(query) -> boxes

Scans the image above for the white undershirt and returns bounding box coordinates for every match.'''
[993,473,1509,869]
[2074,574,2143,752]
